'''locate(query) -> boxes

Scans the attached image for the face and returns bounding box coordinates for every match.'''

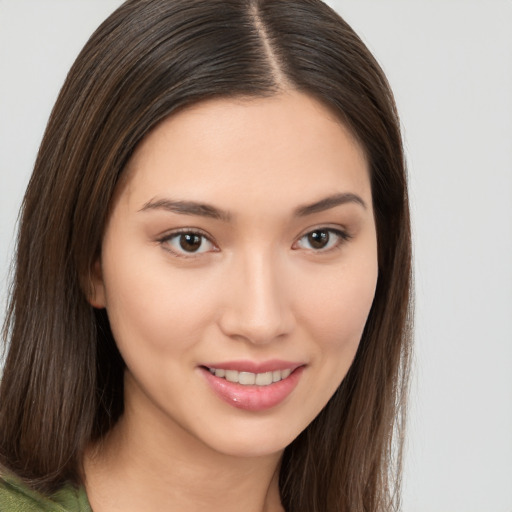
[91,91,378,458]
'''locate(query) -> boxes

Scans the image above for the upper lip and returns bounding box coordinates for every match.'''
[201,359,304,373]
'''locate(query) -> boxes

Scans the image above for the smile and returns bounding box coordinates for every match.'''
[207,367,292,386]
[202,363,305,411]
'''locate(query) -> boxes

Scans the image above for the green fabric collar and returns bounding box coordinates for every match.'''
[0,472,92,512]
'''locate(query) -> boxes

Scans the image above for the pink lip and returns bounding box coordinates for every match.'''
[202,359,302,373]
[200,363,305,412]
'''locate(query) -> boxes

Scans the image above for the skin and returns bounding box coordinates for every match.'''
[85,91,378,512]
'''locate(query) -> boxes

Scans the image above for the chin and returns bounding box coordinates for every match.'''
[185,411,313,460]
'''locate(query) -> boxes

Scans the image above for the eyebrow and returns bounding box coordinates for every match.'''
[139,198,232,222]
[139,192,366,221]
[294,192,367,216]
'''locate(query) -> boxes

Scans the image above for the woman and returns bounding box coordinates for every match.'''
[0,0,412,511]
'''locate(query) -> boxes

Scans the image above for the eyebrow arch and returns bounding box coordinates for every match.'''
[139,197,232,222]
[140,192,366,222]
[294,192,367,217]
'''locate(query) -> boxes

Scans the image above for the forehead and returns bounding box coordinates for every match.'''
[119,91,371,214]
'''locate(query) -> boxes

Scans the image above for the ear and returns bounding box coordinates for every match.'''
[88,259,107,309]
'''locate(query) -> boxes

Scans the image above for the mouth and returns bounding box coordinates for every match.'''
[200,362,305,411]
[205,367,292,386]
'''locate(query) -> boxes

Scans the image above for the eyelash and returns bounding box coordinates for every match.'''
[293,228,352,252]
[158,228,217,258]
[158,227,351,258]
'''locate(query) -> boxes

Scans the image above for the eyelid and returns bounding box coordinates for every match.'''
[292,226,352,252]
[157,228,218,258]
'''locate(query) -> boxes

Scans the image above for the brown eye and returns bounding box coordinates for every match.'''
[179,233,202,252]
[307,230,330,249]
[162,231,215,255]
[295,228,350,252]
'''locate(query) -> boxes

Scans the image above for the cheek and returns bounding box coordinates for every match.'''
[101,249,221,362]
[299,254,378,370]
[288,255,378,427]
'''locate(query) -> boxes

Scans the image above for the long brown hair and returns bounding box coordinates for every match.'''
[0,1,412,510]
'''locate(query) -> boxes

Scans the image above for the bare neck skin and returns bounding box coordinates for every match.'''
[84,373,285,512]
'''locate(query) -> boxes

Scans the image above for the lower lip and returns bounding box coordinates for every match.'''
[201,366,304,411]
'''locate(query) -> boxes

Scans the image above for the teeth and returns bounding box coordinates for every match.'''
[208,368,293,386]
[255,371,273,386]
[225,370,238,383]
[281,369,291,379]
[239,372,256,385]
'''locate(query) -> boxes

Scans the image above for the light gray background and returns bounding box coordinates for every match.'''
[1,1,511,511]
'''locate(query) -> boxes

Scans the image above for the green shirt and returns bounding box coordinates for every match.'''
[0,473,92,512]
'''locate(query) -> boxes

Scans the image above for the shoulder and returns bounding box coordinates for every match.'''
[0,472,92,512]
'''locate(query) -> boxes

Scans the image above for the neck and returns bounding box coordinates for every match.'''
[84,382,285,512]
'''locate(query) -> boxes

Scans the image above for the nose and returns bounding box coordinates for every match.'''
[218,251,295,345]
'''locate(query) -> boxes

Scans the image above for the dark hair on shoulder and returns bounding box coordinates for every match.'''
[0,1,412,510]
